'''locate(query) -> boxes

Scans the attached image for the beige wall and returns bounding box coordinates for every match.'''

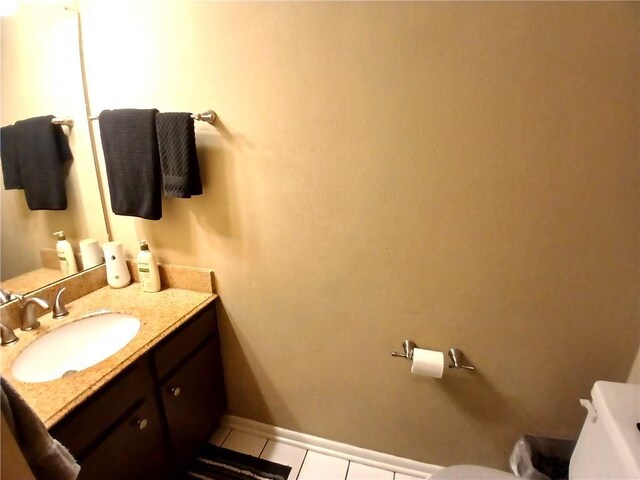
[79,1,639,468]
[1,4,106,282]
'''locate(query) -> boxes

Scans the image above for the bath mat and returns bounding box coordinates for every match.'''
[185,443,291,480]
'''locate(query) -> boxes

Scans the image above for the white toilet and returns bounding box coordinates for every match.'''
[431,381,640,480]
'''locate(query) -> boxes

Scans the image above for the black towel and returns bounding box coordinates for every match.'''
[98,109,162,220]
[12,115,72,210]
[0,124,23,189]
[155,112,203,198]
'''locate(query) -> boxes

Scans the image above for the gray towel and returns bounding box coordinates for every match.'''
[11,116,72,210]
[98,109,162,220]
[0,124,23,189]
[1,377,80,480]
[155,112,203,198]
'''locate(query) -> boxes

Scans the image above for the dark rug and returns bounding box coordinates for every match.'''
[185,443,292,480]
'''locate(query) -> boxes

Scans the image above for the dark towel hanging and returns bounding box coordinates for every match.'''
[0,124,23,189]
[1,377,81,480]
[12,115,72,210]
[155,112,203,198]
[98,109,162,220]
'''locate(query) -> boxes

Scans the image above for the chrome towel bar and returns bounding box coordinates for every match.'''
[51,118,74,127]
[88,109,217,125]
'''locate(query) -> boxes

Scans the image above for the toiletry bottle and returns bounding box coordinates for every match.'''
[53,231,78,275]
[137,240,161,292]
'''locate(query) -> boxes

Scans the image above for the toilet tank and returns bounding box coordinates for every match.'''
[569,381,639,479]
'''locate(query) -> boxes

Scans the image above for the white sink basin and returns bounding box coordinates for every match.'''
[11,311,141,383]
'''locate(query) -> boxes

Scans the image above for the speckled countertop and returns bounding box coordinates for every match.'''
[0,283,216,429]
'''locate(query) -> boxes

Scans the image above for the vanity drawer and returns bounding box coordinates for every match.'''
[153,304,217,380]
[50,361,153,459]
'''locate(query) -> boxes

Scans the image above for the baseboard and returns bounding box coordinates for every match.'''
[221,415,442,478]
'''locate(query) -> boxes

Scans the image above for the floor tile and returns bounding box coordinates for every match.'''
[297,450,349,480]
[221,430,268,456]
[347,462,393,479]
[208,426,231,446]
[394,473,427,480]
[260,440,307,480]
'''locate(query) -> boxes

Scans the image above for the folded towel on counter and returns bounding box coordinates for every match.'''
[10,116,72,209]
[1,377,80,480]
[98,108,162,220]
[0,124,23,189]
[155,112,203,198]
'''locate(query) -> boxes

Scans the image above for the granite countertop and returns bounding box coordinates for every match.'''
[0,282,216,429]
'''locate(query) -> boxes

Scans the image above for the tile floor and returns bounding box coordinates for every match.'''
[209,427,428,480]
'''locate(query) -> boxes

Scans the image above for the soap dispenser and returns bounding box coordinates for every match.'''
[53,231,78,275]
[137,240,161,292]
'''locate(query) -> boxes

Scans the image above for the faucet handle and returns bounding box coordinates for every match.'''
[53,287,69,319]
[0,289,11,305]
[21,297,50,331]
[0,289,24,305]
[0,324,18,346]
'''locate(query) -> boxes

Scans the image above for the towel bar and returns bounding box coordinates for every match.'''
[191,110,217,125]
[89,109,217,125]
[51,118,74,127]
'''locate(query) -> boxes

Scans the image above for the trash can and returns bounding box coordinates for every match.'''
[509,434,576,480]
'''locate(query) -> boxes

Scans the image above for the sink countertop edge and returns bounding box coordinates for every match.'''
[0,283,217,429]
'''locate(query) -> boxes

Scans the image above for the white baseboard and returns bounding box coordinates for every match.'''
[221,414,442,478]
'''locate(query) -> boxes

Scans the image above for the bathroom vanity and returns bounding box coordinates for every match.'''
[0,265,225,480]
[50,303,225,479]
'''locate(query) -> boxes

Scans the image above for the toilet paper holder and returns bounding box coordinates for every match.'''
[391,340,417,360]
[447,348,476,371]
[391,340,476,371]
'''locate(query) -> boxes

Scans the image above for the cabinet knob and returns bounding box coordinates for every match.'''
[136,418,148,430]
[170,386,181,397]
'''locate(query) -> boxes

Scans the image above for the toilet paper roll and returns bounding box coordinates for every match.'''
[80,239,103,269]
[411,348,445,378]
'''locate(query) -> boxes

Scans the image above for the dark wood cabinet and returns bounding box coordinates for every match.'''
[161,336,226,467]
[79,399,167,480]
[50,302,226,479]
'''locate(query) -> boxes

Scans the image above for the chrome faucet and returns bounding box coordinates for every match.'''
[21,297,50,331]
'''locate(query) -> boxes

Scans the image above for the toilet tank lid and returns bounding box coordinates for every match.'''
[591,381,640,477]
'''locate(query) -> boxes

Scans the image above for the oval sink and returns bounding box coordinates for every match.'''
[11,312,141,383]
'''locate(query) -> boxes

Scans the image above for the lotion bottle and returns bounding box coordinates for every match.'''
[54,231,78,275]
[137,240,161,292]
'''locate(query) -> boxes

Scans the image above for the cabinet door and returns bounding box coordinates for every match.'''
[78,399,169,480]
[161,337,226,467]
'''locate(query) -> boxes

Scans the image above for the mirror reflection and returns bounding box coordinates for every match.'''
[0,4,108,299]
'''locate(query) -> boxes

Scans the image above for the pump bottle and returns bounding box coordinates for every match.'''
[137,240,161,292]
[54,231,78,275]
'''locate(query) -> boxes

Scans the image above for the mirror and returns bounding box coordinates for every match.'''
[0,4,109,299]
